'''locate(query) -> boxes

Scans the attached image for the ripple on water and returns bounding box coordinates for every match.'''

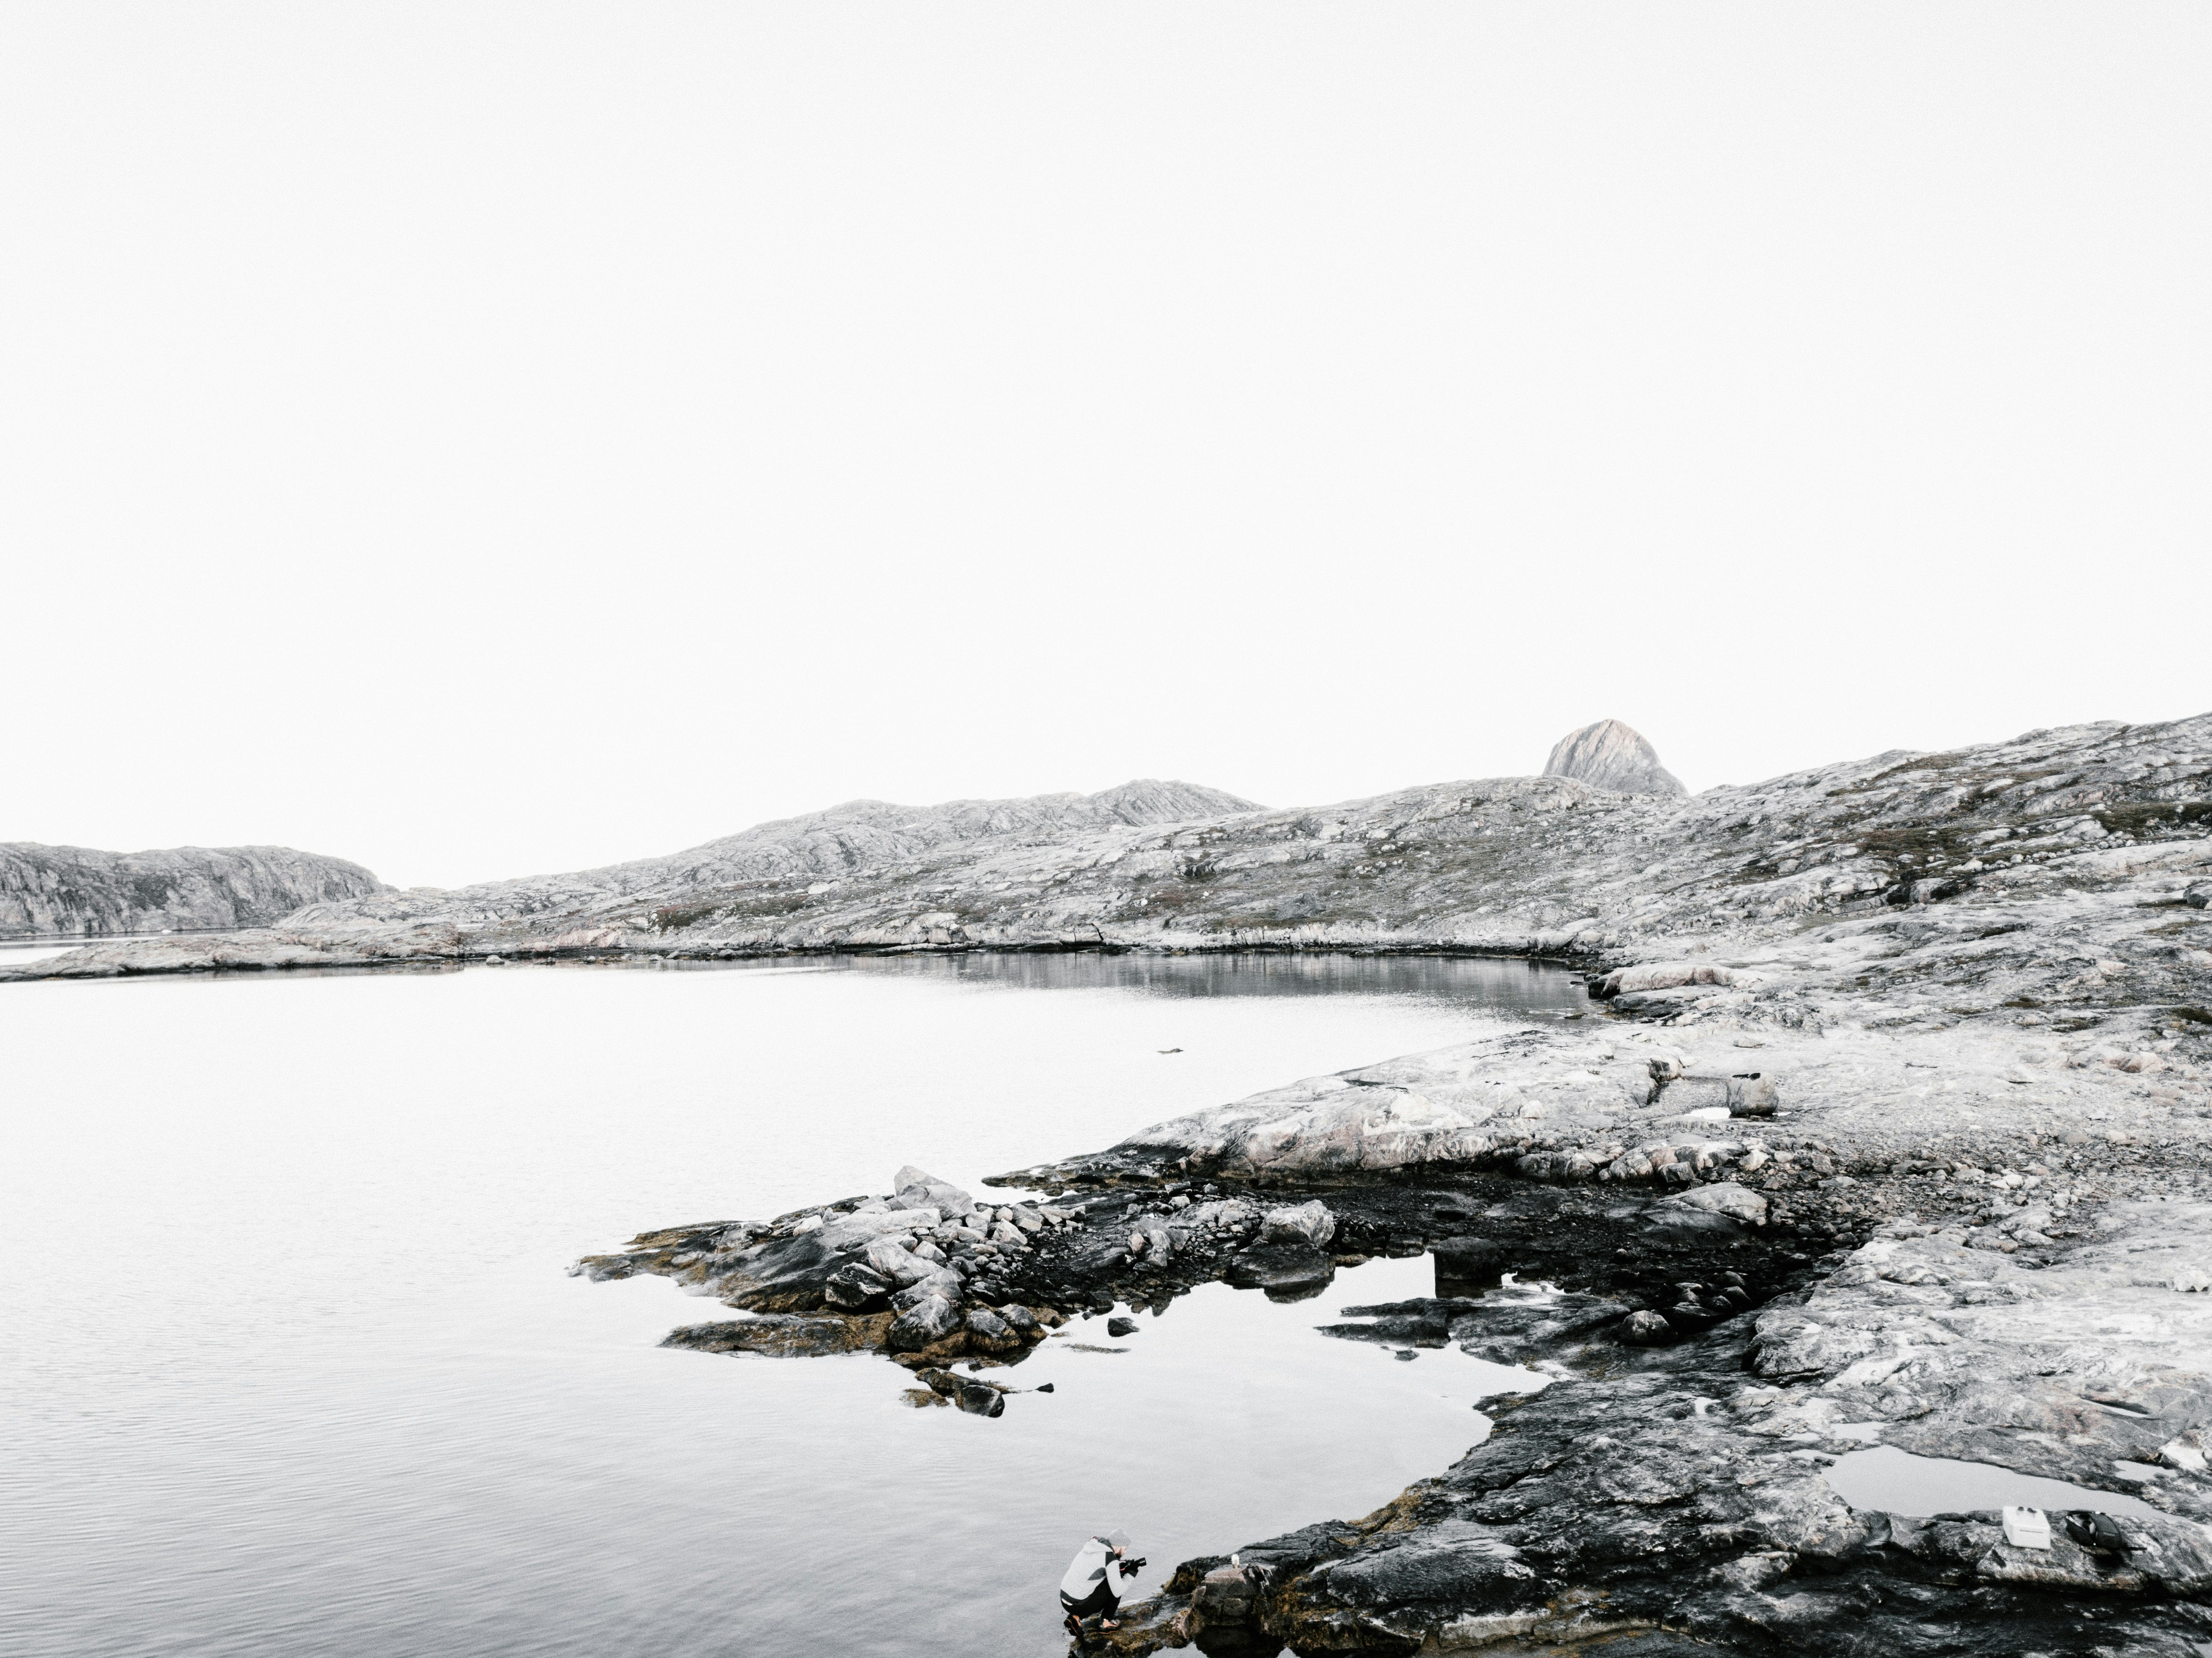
[0,951,1580,1658]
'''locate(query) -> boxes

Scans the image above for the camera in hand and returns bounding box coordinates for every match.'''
[1118,1557,1147,1576]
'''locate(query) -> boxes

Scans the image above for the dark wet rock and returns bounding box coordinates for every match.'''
[964,1307,1021,1353]
[720,1229,861,1313]
[661,1313,889,1358]
[1223,1240,1336,1302]
[1615,1308,1674,1345]
[954,1381,1006,1417]
[1107,1316,1140,1337]
[1107,1323,2212,1654]
[886,1294,961,1352]
[1445,1284,1629,1366]
[822,1262,892,1309]
[1428,1236,1508,1296]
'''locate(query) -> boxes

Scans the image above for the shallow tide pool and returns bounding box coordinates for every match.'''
[1,952,1582,1657]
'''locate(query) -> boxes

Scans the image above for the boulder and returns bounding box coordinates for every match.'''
[1616,1309,1675,1346]
[954,1382,1006,1417]
[886,1293,962,1352]
[1598,962,1738,999]
[890,1165,974,1216]
[1432,1235,1508,1296]
[1657,1181,1768,1226]
[1226,1240,1337,1302]
[816,1206,942,1250]
[864,1239,935,1286]
[996,1304,1041,1337]
[891,1269,964,1310]
[2185,881,2211,909]
[1261,1200,1337,1249]
[1130,1215,1176,1261]
[1541,718,1686,796]
[1107,1316,1141,1337]
[1727,1075,1780,1117]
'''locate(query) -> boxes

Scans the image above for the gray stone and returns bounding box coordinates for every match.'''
[1541,718,1686,797]
[890,1270,963,1311]
[885,1294,961,1351]
[1657,1181,1768,1226]
[1616,1308,1674,1345]
[1261,1200,1337,1248]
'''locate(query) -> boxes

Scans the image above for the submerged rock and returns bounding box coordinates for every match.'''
[661,1313,889,1358]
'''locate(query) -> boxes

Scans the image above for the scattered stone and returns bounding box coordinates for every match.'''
[954,1382,1005,1417]
[1616,1308,1674,1346]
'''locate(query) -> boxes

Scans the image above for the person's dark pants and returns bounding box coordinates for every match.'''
[1060,1583,1119,1626]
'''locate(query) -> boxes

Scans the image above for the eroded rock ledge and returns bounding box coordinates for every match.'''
[576,973,2212,1656]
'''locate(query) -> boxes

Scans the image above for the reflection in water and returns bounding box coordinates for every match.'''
[2,951,1582,1658]
[847,948,1593,1009]
[1824,1445,2160,1519]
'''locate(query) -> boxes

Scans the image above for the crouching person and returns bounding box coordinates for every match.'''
[1059,1529,1143,1635]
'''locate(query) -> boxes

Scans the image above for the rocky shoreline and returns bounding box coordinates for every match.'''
[575,1034,2212,1655]
[19,714,2212,1651]
[555,707,2212,1655]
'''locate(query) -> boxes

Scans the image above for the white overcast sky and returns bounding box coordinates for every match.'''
[4,5,2207,890]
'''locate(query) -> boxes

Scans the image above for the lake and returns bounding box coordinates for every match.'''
[0,951,1588,1657]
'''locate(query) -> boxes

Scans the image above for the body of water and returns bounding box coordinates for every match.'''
[2,952,1583,1657]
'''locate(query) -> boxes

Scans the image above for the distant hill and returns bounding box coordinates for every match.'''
[0,843,390,939]
[12,714,2208,986]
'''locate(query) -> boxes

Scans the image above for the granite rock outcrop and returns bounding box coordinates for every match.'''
[0,842,388,939]
[1542,717,1686,797]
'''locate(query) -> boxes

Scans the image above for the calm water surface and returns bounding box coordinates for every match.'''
[1,953,1585,1657]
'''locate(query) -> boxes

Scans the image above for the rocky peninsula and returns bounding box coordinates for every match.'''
[0,842,389,940]
[17,713,2212,1652]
